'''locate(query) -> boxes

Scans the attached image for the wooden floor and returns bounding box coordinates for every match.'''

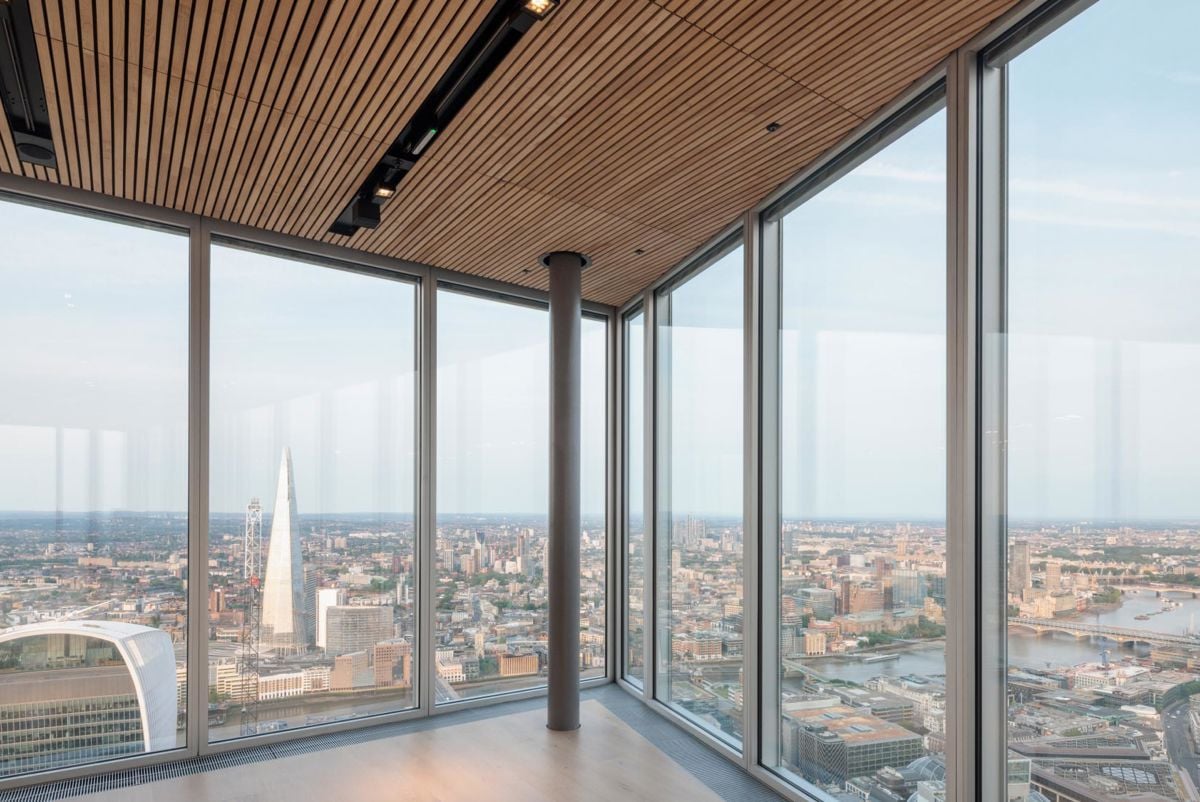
[78,700,725,802]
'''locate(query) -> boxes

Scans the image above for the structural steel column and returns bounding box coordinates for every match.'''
[543,250,589,731]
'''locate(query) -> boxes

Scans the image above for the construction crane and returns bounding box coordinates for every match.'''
[243,498,263,580]
[238,498,263,736]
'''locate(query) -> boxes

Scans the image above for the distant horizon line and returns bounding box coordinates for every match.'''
[3,511,1200,527]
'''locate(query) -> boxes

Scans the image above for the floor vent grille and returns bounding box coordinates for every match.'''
[0,693,547,802]
[0,687,781,802]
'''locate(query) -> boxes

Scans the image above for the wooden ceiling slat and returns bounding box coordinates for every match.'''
[286,2,485,238]
[363,1,647,258]
[193,1,255,216]
[6,0,1021,306]
[153,2,189,207]
[225,1,323,223]
[249,0,362,230]
[268,0,393,233]
[193,0,254,214]
[30,8,70,185]
[218,2,318,221]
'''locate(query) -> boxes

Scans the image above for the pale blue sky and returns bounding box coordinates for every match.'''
[1,0,1197,522]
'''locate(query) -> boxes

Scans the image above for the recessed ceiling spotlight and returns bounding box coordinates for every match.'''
[373,185,396,199]
[522,0,560,19]
[766,122,782,133]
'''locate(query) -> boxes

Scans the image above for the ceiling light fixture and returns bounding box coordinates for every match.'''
[0,0,56,167]
[521,0,560,20]
[331,0,562,236]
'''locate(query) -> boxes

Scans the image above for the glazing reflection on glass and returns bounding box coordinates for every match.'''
[208,244,417,741]
[0,199,189,777]
[625,310,646,686]
[1002,2,1200,799]
[656,246,745,746]
[772,109,947,795]
[435,291,606,702]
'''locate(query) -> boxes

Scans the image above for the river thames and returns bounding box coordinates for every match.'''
[794,592,1200,684]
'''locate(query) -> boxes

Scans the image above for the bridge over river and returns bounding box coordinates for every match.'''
[1010,616,1200,647]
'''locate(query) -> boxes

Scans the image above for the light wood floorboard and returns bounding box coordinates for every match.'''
[76,700,724,802]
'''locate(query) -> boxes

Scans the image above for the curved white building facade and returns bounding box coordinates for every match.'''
[0,621,178,762]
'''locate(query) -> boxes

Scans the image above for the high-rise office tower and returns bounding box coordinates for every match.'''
[261,448,309,654]
[473,530,487,571]
[316,587,347,650]
[325,606,393,657]
[1045,560,1061,591]
[303,568,318,645]
[1009,541,1032,598]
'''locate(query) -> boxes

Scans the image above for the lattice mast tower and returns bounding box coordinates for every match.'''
[238,497,264,736]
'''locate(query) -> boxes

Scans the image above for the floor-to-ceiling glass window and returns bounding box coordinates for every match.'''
[994,2,1200,799]
[766,104,947,795]
[624,308,646,687]
[655,243,744,746]
[436,290,606,701]
[581,314,608,680]
[0,198,189,778]
[208,243,417,742]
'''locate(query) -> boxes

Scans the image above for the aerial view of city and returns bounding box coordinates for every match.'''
[0,448,607,774]
[644,516,1200,801]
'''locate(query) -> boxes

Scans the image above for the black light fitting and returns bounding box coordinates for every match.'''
[0,0,56,167]
[330,0,561,236]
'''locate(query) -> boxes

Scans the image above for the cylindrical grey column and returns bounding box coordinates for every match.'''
[542,250,588,732]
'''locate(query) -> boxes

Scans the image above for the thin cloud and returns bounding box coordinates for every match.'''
[1009,208,1200,239]
[819,189,943,215]
[855,161,944,183]
[1162,69,1200,86]
[1012,177,1200,215]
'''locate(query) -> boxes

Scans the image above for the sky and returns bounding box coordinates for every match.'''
[0,228,605,516]
[1,0,1197,522]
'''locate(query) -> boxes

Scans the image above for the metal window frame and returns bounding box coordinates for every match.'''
[616,302,646,691]
[756,73,949,802]
[0,0,1096,790]
[969,1,1097,798]
[608,2,1080,801]
[647,230,748,761]
[0,170,617,791]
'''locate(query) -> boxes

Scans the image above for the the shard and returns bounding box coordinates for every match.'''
[260,448,309,654]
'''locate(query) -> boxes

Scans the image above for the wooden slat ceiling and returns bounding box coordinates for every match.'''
[0,0,1020,306]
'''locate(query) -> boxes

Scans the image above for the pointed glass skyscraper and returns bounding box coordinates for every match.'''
[260,448,309,654]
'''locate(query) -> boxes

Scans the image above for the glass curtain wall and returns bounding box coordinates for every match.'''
[0,197,610,779]
[624,309,646,686]
[766,107,948,796]
[994,2,1200,799]
[0,197,189,779]
[436,290,607,702]
[581,315,608,681]
[655,243,745,747]
[207,243,418,742]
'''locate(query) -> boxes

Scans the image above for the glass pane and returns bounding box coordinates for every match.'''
[1004,2,1200,799]
[656,245,744,746]
[772,109,947,795]
[208,243,417,742]
[582,316,608,681]
[436,292,606,702]
[0,198,189,778]
[625,310,646,685]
